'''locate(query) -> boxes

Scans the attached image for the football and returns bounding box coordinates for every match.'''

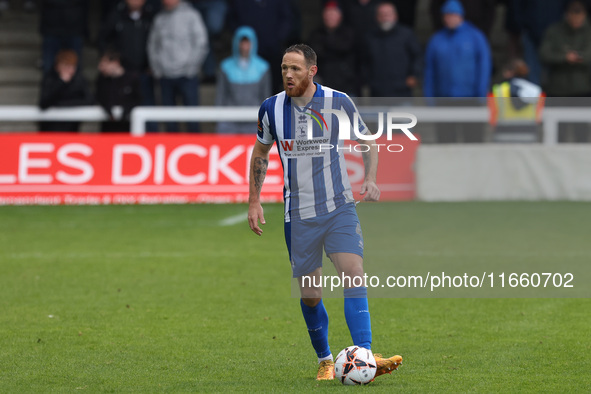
[334,346,377,385]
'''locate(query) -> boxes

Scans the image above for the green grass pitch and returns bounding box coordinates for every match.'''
[1,202,590,392]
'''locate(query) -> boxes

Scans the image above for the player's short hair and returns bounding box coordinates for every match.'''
[284,44,317,67]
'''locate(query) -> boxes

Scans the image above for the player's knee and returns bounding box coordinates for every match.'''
[342,266,364,282]
[301,297,322,308]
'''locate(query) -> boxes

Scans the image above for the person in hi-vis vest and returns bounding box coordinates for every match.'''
[488,59,545,143]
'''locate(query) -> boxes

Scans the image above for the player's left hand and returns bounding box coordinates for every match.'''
[360,180,380,202]
[248,202,266,236]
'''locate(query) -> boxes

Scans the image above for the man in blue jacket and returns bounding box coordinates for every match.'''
[424,0,492,98]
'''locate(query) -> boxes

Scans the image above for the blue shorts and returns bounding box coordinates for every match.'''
[284,203,364,278]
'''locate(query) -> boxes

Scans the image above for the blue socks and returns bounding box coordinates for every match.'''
[300,287,372,358]
[343,287,372,350]
[300,299,331,358]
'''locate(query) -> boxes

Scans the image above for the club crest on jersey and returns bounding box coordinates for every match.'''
[303,109,328,134]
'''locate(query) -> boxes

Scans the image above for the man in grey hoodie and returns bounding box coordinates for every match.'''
[148,0,208,132]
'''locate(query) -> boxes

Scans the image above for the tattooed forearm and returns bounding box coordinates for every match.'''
[253,157,269,194]
[249,142,272,203]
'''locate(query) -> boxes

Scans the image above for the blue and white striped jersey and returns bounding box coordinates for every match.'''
[257,83,369,222]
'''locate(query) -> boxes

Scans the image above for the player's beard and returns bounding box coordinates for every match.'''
[284,77,310,97]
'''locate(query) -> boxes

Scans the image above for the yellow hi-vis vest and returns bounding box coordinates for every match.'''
[488,81,545,127]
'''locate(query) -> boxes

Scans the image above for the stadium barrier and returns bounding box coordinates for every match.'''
[417,145,591,201]
[129,106,587,146]
[1,105,589,145]
[2,105,590,204]
[128,106,492,136]
[0,106,123,122]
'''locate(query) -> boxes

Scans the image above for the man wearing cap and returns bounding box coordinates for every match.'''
[423,0,492,143]
[429,0,496,37]
[424,0,491,99]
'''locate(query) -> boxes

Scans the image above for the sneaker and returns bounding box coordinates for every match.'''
[373,353,403,377]
[316,360,335,380]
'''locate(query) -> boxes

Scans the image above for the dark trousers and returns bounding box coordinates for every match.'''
[39,121,80,132]
[160,76,200,132]
[100,121,130,133]
[42,35,84,74]
[192,0,227,79]
[138,72,158,132]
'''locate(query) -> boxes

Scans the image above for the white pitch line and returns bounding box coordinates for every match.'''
[218,212,248,227]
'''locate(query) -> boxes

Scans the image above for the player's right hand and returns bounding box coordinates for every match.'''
[248,203,266,236]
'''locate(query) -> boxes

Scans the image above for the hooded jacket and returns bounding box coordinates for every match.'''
[424,21,492,97]
[147,1,208,78]
[216,26,271,133]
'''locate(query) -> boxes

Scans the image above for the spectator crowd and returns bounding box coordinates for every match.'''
[11,0,591,136]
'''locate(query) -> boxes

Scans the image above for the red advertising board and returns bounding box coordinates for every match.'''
[0,134,418,205]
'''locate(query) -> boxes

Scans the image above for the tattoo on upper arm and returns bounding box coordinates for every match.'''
[253,157,269,193]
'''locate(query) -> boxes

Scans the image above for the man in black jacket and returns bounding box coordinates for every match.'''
[98,0,158,131]
[337,0,417,29]
[96,51,142,132]
[364,2,422,97]
[308,2,358,96]
[39,49,93,132]
[98,0,156,74]
[40,0,89,74]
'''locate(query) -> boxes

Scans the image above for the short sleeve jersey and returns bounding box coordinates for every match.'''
[257,83,369,222]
